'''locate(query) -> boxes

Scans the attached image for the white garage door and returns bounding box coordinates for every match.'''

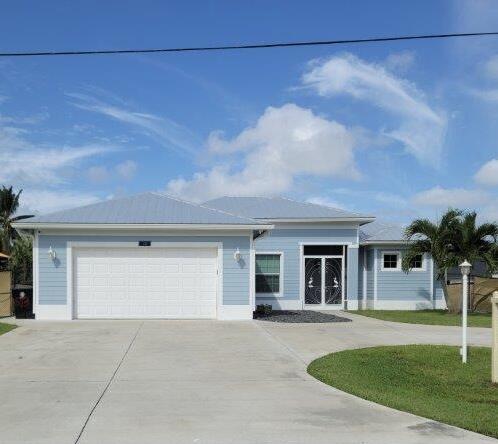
[74,247,218,319]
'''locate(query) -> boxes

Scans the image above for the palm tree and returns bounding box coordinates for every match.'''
[0,186,33,254]
[452,211,498,312]
[452,211,498,272]
[402,209,498,313]
[402,209,462,312]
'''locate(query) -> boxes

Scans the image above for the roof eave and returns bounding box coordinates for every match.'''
[255,217,375,224]
[361,240,409,245]
[12,222,274,231]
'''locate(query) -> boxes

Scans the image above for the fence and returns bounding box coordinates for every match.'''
[446,276,498,313]
[0,271,12,317]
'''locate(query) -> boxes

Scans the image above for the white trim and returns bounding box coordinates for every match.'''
[362,248,367,310]
[346,299,359,310]
[249,235,255,311]
[217,244,224,318]
[217,305,253,320]
[407,253,427,272]
[35,305,70,320]
[435,297,447,310]
[361,240,408,245]
[255,298,302,310]
[374,248,378,302]
[303,304,344,311]
[299,244,304,309]
[68,241,223,249]
[66,241,224,320]
[37,229,255,237]
[299,241,353,246]
[380,250,402,271]
[430,256,435,307]
[269,222,361,230]
[14,222,273,230]
[255,251,284,298]
[67,242,73,319]
[33,231,39,315]
[256,217,375,223]
[302,252,346,309]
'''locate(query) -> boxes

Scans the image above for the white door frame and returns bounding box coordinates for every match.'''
[299,242,351,310]
[67,241,223,320]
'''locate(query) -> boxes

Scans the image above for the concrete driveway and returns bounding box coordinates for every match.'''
[0,315,494,444]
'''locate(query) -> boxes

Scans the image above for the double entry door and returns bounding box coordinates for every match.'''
[304,254,344,307]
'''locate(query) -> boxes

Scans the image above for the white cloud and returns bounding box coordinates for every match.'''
[67,92,199,156]
[19,190,101,214]
[484,55,498,80]
[166,103,359,202]
[87,165,109,183]
[0,124,115,185]
[412,186,490,208]
[468,88,498,102]
[474,159,498,186]
[115,160,137,180]
[301,53,447,166]
[384,51,415,73]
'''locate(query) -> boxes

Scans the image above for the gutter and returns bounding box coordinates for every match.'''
[360,240,409,245]
[12,222,274,231]
[257,217,376,224]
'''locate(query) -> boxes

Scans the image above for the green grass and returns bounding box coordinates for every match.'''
[350,309,491,328]
[0,322,16,336]
[308,345,498,438]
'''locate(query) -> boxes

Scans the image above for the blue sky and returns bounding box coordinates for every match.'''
[2,0,498,222]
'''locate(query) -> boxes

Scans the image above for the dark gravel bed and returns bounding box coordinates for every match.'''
[254,310,352,323]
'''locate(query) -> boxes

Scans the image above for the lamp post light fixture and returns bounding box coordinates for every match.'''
[459,260,472,363]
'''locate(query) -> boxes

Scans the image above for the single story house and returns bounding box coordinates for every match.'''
[13,193,445,320]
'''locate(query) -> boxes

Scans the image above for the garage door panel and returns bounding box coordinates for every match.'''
[74,247,218,319]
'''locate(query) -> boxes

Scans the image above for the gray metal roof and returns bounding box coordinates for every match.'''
[204,196,373,221]
[359,221,406,243]
[16,192,263,226]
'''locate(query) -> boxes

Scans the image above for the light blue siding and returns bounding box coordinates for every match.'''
[347,246,359,304]
[433,272,445,302]
[38,234,250,306]
[358,247,364,300]
[254,228,358,304]
[366,249,375,301]
[375,248,432,302]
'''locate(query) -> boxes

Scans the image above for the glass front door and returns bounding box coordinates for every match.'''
[324,258,342,305]
[304,255,343,306]
[304,258,322,304]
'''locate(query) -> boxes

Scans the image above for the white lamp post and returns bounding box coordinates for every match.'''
[459,260,472,363]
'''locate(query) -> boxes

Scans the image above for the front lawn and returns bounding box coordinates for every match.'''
[308,345,498,438]
[0,322,15,335]
[351,309,491,328]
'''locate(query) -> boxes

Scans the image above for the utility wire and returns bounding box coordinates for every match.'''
[1,31,498,58]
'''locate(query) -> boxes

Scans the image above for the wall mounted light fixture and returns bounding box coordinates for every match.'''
[48,246,56,260]
[233,248,241,262]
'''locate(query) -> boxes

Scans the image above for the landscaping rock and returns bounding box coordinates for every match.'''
[254,310,352,323]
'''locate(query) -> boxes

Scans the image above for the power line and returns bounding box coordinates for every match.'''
[1,31,498,58]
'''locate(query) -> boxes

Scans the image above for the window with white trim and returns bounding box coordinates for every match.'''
[255,254,281,294]
[382,252,400,270]
[409,254,424,270]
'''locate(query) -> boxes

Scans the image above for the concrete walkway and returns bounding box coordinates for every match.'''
[0,315,494,444]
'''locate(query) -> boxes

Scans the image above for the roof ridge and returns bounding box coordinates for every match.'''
[279,196,365,217]
[152,191,258,223]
